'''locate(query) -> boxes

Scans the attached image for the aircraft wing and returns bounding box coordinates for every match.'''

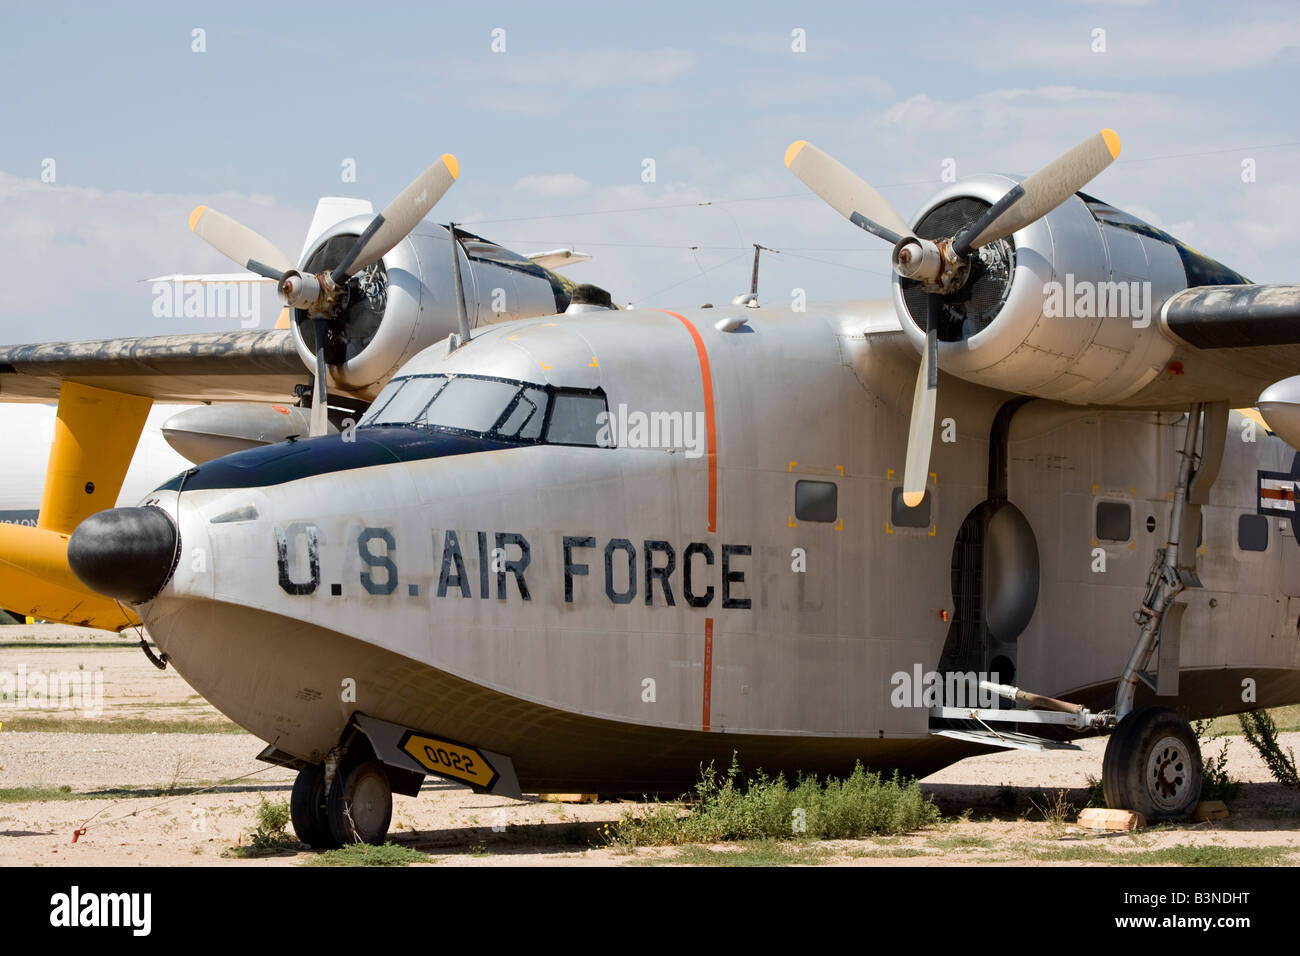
[1125,284,1300,408]
[0,329,305,404]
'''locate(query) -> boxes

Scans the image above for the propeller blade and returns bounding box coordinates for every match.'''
[956,129,1121,251]
[785,140,910,245]
[330,154,460,284]
[309,317,330,438]
[188,206,293,280]
[950,183,1024,258]
[902,294,941,508]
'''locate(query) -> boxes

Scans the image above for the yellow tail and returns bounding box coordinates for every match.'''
[0,382,153,630]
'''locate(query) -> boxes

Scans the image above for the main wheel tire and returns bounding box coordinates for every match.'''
[1103,706,1202,820]
[326,760,393,846]
[291,764,340,849]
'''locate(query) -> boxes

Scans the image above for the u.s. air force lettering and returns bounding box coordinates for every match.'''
[274,525,753,609]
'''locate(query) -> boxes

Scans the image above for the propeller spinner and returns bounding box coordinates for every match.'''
[785,130,1121,506]
[189,154,460,436]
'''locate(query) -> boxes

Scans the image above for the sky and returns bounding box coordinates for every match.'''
[0,0,1297,341]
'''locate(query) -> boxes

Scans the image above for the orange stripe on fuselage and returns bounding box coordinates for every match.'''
[702,617,714,732]
[654,310,717,533]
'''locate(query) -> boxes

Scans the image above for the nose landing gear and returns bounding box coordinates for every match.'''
[327,760,393,845]
[290,763,337,849]
[291,758,393,848]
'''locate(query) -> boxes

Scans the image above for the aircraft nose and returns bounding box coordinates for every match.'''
[67,507,179,604]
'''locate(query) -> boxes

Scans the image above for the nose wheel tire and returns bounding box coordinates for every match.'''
[326,759,394,846]
[1102,706,1202,820]
[291,763,340,849]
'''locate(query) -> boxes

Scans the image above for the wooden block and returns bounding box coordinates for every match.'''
[1077,807,1146,831]
[1193,800,1229,821]
[538,793,598,804]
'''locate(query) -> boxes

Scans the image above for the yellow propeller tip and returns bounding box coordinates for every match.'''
[1102,129,1121,159]
[188,205,206,231]
[902,491,925,508]
[442,153,459,180]
[784,140,807,168]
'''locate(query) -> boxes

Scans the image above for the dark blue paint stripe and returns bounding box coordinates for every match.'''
[155,428,516,493]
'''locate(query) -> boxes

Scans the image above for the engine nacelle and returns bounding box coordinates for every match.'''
[894,175,1196,404]
[161,404,329,464]
[291,216,569,400]
[1259,375,1300,450]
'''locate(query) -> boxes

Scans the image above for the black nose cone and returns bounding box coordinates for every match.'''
[68,507,179,604]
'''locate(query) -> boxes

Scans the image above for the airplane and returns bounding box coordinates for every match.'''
[5,133,1300,848]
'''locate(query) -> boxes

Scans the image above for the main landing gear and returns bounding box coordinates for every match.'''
[929,403,1217,820]
[291,757,393,848]
[1102,402,1210,819]
[1102,707,1202,820]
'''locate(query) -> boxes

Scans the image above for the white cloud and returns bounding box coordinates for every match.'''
[962,11,1300,76]
[0,172,308,341]
[383,46,701,115]
[512,173,591,198]
[737,72,893,106]
[386,46,697,94]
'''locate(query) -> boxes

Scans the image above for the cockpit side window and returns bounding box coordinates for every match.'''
[545,391,613,447]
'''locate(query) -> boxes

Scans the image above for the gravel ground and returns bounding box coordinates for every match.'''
[3,624,1299,866]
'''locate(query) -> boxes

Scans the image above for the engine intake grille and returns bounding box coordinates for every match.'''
[901,197,1016,343]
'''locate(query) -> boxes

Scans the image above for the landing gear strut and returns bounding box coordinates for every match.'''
[1103,403,1210,819]
[291,759,393,848]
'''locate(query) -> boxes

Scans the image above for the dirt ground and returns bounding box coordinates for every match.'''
[3,625,1299,867]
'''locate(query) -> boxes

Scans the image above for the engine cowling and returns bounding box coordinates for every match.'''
[290,216,569,400]
[894,175,1197,404]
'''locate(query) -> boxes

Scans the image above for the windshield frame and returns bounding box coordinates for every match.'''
[359,373,611,448]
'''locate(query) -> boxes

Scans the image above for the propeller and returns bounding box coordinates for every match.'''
[785,130,1121,507]
[904,294,941,508]
[188,153,460,435]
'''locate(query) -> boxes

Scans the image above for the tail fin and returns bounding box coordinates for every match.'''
[0,382,151,629]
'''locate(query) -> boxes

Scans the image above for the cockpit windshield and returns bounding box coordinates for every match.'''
[359,374,611,448]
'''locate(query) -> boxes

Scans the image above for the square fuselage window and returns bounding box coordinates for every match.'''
[1096,501,1131,542]
[1238,513,1268,552]
[891,488,931,528]
[795,480,838,523]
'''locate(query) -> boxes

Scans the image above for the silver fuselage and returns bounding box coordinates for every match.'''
[134,303,1300,790]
